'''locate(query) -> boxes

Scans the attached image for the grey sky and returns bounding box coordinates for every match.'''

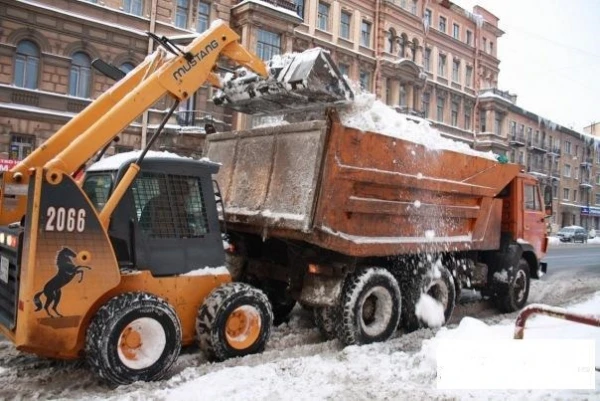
[454,0,600,132]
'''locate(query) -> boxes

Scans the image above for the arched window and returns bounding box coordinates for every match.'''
[386,29,396,53]
[399,34,408,58]
[69,52,92,98]
[412,38,419,62]
[14,40,40,89]
[120,62,135,75]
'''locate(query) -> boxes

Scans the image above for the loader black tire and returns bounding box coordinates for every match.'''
[85,292,182,385]
[495,258,530,313]
[401,266,456,331]
[313,306,338,341]
[196,282,273,361]
[337,268,401,346]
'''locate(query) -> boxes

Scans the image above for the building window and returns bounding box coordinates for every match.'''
[294,0,305,19]
[464,104,471,130]
[318,2,330,31]
[564,164,571,178]
[436,96,444,122]
[480,112,486,132]
[411,0,418,15]
[338,63,349,77]
[69,52,92,98]
[489,41,494,54]
[466,30,472,46]
[494,115,501,134]
[438,54,446,77]
[453,23,460,40]
[422,92,430,118]
[386,30,395,53]
[564,140,572,154]
[439,16,447,33]
[119,62,135,75]
[399,84,407,106]
[424,9,432,29]
[123,0,143,16]
[519,151,524,164]
[465,66,472,87]
[361,21,372,47]
[197,1,210,33]
[553,183,558,199]
[359,70,371,91]
[563,188,570,201]
[14,40,40,89]
[256,29,281,61]
[340,11,351,39]
[596,193,600,205]
[451,100,459,126]
[9,134,35,160]
[510,121,516,135]
[423,48,431,72]
[482,37,487,51]
[399,35,406,58]
[175,0,189,28]
[452,59,460,82]
[385,78,392,105]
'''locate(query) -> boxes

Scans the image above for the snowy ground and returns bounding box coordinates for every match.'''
[1,241,599,400]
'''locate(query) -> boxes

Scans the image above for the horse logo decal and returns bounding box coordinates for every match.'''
[33,247,91,318]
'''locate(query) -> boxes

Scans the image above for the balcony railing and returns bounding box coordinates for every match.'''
[527,163,548,176]
[238,0,298,12]
[528,139,547,153]
[509,133,526,146]
[548,146,561,157]
[580,179,593,188]
[581,157,594,167]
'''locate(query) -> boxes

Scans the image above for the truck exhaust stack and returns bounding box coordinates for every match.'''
[213,48,354,115]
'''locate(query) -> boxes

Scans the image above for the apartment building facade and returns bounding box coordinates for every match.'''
[0,0,597,229]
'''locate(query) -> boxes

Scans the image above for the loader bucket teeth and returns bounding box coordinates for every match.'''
[213,48,354,115]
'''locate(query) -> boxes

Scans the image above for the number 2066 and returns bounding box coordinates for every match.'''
[45,207,86,232]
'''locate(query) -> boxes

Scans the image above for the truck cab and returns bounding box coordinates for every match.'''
[82,152,225,275]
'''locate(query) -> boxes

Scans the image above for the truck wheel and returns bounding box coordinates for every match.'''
[337,268,401,346]
[197,282,273,361]
[85,292,182,385]
[313,306,338,340]
[496,259,530,313]
[401,266,455,331]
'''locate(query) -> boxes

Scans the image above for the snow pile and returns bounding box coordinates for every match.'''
[415,293,445,328]
[340,93,498,161]
[87,150,192,171]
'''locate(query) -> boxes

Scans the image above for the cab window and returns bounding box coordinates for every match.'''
[82,172,114,210]
[524,184,542,211]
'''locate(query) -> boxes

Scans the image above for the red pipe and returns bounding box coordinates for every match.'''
[514,303,600,340]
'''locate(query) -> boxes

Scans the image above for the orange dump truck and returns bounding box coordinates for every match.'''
[206,110,549,344]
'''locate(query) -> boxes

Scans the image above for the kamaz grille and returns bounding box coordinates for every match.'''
[0,229,21,330]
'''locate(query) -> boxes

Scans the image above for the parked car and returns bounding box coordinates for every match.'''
[557,226,588,243]
[589,228,596,239]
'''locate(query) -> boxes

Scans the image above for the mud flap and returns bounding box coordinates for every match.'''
[299,274,343,307]
[213,48,353,115]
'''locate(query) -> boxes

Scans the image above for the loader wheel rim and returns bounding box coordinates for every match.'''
[117,317,166,370]
[225,305,261,350]
[514,270,527,304]
[359,286,393,337]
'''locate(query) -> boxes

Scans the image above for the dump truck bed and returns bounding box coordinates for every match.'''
[205,114,521,257]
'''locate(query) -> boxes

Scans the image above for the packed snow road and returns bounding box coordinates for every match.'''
[1,243,599,400]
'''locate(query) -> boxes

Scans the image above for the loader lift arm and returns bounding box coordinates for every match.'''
[0,20,268,226]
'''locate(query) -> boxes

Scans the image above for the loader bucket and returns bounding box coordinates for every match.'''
[213,48,354,115]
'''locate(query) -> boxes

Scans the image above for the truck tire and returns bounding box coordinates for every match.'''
[495,258,530,313]
[197,282,273,361]
[85,292,182,385]
[337,268,401,346]
[402,266,456,331]
[313,306,338,340]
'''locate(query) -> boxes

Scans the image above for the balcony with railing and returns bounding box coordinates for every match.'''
[528,139,547,153]
[549,169,560,181]
[547,146,561,157]
[527,162,548,177]
[581,157,594,168]
[509,133,526,146]
[580,178,594,189]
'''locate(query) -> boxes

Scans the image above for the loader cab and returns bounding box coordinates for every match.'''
[82,153,224,275]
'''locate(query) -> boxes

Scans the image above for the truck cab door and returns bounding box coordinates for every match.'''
[522,181,547,257]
